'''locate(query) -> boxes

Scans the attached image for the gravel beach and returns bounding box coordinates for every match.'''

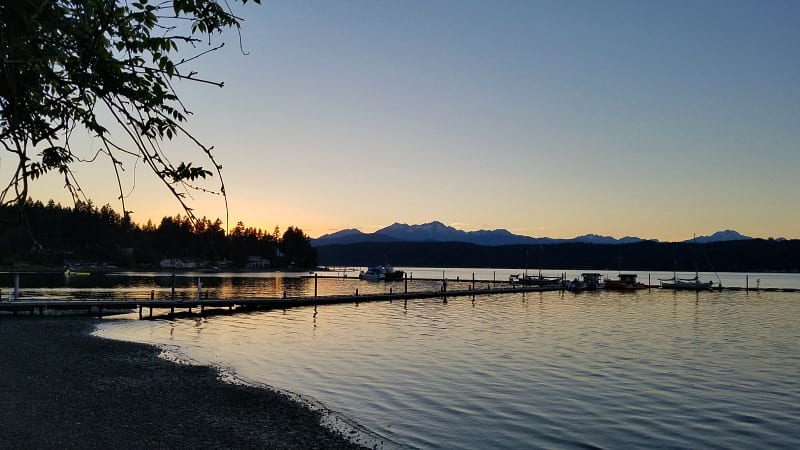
[0,317,369,449]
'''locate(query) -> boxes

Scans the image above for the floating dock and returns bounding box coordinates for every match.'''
[0,284,560,319]
[2,278,796,319]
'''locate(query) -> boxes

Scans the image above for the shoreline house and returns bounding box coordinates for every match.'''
[159,258,197,269]
[247,256,270,270]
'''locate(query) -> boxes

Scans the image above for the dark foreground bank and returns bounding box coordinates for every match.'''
[0,317,368,449]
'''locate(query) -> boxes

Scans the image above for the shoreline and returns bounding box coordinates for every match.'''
[0,317,370,449]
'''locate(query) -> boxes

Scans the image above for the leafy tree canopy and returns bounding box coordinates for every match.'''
[0,0,260,237]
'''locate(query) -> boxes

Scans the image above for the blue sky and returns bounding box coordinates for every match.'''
[22,0,800,240]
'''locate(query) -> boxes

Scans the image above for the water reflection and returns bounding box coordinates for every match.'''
[2,269,800,302]
[97,289,800,449]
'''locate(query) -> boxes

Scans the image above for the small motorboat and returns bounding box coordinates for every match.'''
[359,265,404,281]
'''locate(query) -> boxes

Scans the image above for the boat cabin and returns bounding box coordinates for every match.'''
[580,273,604,290]
[618,273,639,284]
[581,273,603,284]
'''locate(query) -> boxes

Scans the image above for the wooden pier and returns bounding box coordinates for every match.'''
[0,284,560,319]
[2,278,796,319]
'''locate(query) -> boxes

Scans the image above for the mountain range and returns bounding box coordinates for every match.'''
[312,221,755,247]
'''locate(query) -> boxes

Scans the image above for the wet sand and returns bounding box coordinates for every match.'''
[0,317,368,449]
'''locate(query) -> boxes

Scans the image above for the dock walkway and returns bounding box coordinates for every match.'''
[0,284,560,319]
[2,281,795,319]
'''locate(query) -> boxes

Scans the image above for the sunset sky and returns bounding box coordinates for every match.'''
[18,0,800,241]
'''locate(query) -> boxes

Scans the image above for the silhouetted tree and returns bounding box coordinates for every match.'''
[280,226,317,269]
[0,200,309,269]
[1,0,261,249]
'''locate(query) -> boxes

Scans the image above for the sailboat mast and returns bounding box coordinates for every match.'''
[693,233,699,279]
[538,244,543,278]
[524,249,528,277]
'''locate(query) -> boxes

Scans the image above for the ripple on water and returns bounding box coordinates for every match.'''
[96,289,800,449]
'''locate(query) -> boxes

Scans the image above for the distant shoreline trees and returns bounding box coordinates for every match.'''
[0,199,316,270]
[5,199,796,273]
[314,240,800,273]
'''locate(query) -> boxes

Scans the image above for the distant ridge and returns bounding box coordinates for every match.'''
[312,221,759,247]
[311,228,399,245]
[690,230,752,243]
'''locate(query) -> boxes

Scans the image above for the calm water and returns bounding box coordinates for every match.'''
[89,271,800,449]
[3,267,799,301]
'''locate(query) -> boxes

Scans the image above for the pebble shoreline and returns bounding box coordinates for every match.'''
[0,317,369,449]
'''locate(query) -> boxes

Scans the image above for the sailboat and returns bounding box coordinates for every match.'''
[659,273,714,290]
[659,234,715,290]
[514,246,562,287]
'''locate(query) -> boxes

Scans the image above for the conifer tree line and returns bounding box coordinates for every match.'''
[0,199,316,269]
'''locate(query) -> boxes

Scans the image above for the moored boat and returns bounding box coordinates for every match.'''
[64,268,91,277]
[604,273,648,290]
[659,275,714,290]
[359,265,404,281]
[510,272,562,287]
[566,273,604,292]
[659,234,718,290]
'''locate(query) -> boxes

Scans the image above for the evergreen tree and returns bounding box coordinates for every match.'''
[280,226,318,269]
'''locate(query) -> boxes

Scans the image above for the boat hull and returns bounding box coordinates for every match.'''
[661,282,714,290]
[383,271,405,281]
[517,276,562,287]
[604,280,648,291]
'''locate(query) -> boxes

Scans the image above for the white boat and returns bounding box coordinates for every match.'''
[659,275,714,290]
[510,272,562,287]
[659,234,717,290]
[359,265,404,281]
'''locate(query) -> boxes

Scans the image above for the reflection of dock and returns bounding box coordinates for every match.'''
[0,284,560,319]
